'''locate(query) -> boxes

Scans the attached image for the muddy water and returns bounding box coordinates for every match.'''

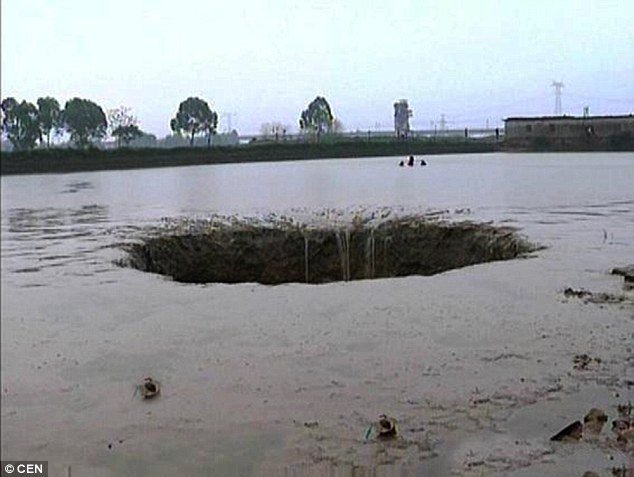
[1,152,633,476]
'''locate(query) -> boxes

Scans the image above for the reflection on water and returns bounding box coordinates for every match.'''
[7,204,109,234]
[62,180,95,194]
[2,205,113,285]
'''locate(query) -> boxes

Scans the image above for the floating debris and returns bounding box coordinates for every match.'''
[611,465,628,477]
[138,377,160,400]
[550,420,583,442]
[612,418,632,432]
[563,288,630,305]
[611,265,634,283]
[583,408,608,434]
[612,407,634,450]
[617,402,632,417]
[573,354,601,370]
[564,287,592,298]
[377,414,398,439]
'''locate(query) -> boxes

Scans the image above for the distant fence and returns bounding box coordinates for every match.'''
[241,128,503,144]
[1,128,504,152]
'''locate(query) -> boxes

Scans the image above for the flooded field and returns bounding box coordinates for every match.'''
[1,152,633,476]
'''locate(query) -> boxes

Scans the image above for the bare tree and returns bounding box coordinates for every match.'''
[107,106,142,147]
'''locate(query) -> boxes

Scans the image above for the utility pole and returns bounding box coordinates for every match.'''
[551,81,564,116]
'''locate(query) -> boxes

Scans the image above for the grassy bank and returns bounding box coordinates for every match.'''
[0,139,497,176]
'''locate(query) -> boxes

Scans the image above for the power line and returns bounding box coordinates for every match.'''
[566,93,634,103]
[445,94,549,120]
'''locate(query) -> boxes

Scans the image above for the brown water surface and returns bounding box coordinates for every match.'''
[2,153,633,476]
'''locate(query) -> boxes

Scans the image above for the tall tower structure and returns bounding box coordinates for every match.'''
[439,114,446,131]
[221,112,237,133]
[394,100,412,138]
[551,81,564,116]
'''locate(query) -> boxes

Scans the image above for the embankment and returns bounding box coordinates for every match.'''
[1,139,496,176]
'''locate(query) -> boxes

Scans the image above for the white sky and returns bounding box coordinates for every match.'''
[2,0,633,136]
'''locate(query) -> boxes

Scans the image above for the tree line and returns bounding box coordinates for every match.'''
[1,95,338,151]
[0,96,144,151]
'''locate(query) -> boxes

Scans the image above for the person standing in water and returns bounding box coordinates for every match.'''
[407,155,415,167]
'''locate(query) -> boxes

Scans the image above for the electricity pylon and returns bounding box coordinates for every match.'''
[551,81,564,115]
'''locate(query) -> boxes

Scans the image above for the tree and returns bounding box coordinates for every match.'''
[36,97,62,147]
[113,124,143,147]
[1,97,41,150]
[1,98,20,145]
[108,106,143,147]
[62,98,107,148]
[299,96,335,138]
[202,110,218,147]
[170,97,217,147]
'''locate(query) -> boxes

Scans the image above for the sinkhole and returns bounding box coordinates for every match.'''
[120,217,537,285]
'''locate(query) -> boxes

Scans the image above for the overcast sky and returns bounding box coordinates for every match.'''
[2,0,633,136]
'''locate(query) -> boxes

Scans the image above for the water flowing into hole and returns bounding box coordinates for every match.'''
[119,216,538,285]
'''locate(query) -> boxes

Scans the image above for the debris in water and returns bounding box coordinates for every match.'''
[573,354,601,370]
[611,265,634,283]
[611,465,628,477]
[612,419,631,432]
[377,414,398,439]
[564,287,592,298]
[617,402,632,417]
[303,421,319,429]
[583,408,608,434]
[550,420,582,442]
[612,405,634,451]
[138,377,160,400]
[563,288,630,305]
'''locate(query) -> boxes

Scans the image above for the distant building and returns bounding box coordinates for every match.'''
[394,100,412,138]
[504,115,634,149]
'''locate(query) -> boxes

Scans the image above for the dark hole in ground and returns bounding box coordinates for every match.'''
[120,217,538,285]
